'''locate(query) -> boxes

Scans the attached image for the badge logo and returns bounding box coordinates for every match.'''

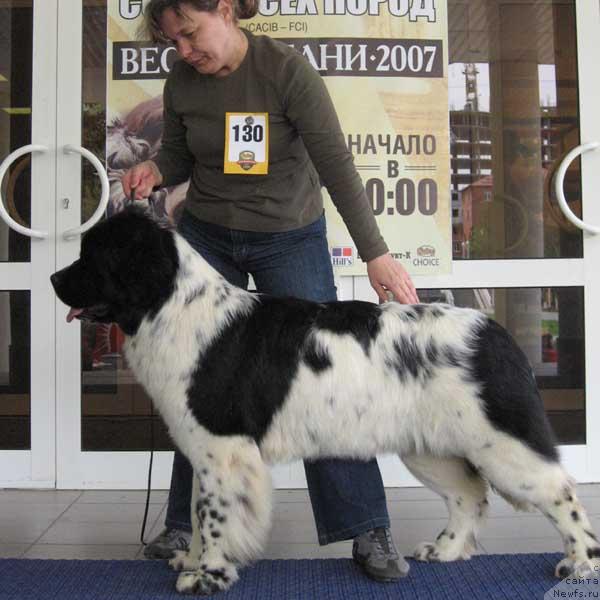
[237,150,257,171]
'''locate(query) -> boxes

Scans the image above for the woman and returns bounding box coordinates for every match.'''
[122,0,418,582]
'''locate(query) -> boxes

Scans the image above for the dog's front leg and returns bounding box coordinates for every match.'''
[172,467,239,595]
[169,474,207,573]
[171,436,272,596]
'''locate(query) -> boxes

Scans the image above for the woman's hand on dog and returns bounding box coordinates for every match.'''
[122,161,163,200]
[367,254,419,305]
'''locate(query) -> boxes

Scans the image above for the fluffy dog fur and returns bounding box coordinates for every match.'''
[51,209,600,595]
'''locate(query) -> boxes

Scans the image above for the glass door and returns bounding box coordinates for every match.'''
[362,0,600,485]
[0,0,58,487]
[54,0,600,488]
[55,0,175,488]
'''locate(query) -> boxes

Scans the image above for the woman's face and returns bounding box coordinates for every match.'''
[160,2,240,76]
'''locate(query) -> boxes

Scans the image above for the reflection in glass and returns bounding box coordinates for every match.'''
[0,291,31,449]
[81,319,172,451]
[420,287,585,445]
[82,1,107,224]
[0,1,33,262]
[448,0,582,259]
[80,1,170,450]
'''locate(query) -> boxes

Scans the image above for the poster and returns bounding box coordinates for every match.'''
[107,0,450,275]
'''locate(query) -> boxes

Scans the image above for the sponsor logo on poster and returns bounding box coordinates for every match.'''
[414,245,440,267]
[331,246,354,266]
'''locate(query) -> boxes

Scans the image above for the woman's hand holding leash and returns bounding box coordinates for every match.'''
[122,160,163,200]
[367,253,419,305]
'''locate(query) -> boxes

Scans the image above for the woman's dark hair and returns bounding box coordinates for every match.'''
[143,0,259,42]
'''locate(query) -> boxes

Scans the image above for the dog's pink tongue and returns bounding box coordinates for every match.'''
[66,308,84,323]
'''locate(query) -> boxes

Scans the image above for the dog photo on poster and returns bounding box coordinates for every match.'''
[106,0,450,275]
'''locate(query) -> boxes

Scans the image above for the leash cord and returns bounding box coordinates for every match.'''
[140,411,154,546]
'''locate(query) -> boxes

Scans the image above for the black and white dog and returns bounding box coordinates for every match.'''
[51,209,600,595]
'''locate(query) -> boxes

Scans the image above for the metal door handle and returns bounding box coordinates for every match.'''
[0,144,49,239]
[553,141,600,235]
[61,144,109,240]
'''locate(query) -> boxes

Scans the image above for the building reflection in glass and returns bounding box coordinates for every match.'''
[448,0,582,261]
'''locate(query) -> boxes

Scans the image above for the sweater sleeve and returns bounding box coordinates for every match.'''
[280,53,389,262]
[152,71,195,188]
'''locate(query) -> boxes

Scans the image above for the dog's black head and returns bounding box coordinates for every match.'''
[51,207,179,335]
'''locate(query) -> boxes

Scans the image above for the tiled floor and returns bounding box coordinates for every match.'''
[0,485,599,560]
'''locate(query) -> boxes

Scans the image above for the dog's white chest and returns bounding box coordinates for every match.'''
[123,325,195,431]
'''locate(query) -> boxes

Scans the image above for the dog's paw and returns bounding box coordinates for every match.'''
[175,566,238,596]
[169,550,201,572]
[555,554,600,579]
[555,557,578,579]
[414,542,441,562]
[414,539,472,562]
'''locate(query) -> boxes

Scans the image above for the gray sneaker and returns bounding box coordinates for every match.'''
[352,527,410,582]
[143,527,191,559]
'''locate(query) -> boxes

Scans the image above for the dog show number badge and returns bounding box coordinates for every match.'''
[224,113,269,175]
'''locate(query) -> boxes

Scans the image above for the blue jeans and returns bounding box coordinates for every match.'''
[165,210,390,544]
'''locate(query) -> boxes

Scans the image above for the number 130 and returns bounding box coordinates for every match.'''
[232,124,264,143]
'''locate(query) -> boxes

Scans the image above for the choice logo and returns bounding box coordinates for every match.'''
[417,245,436,257]
[414,244,440,267]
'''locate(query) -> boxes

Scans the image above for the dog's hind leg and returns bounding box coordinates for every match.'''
[402,454,489,562]
[468,437,600,578]
[544,486,600,578]
[170,436,272,595]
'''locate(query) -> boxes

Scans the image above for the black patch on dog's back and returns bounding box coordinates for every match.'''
[315,300,381,355]
[186,297,381,441]
[389,337,427,382]
[471,318,559,462]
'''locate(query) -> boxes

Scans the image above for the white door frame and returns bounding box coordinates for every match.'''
[571,0,600,483]
[0,0,58,488]
[15,0,600,489]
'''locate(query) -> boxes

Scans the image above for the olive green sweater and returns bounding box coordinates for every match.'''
[153,29,388,262]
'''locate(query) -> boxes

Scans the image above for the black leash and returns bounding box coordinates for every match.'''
[140,412,155,545]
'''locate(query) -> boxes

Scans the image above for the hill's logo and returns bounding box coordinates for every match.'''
[331,246,353,266]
